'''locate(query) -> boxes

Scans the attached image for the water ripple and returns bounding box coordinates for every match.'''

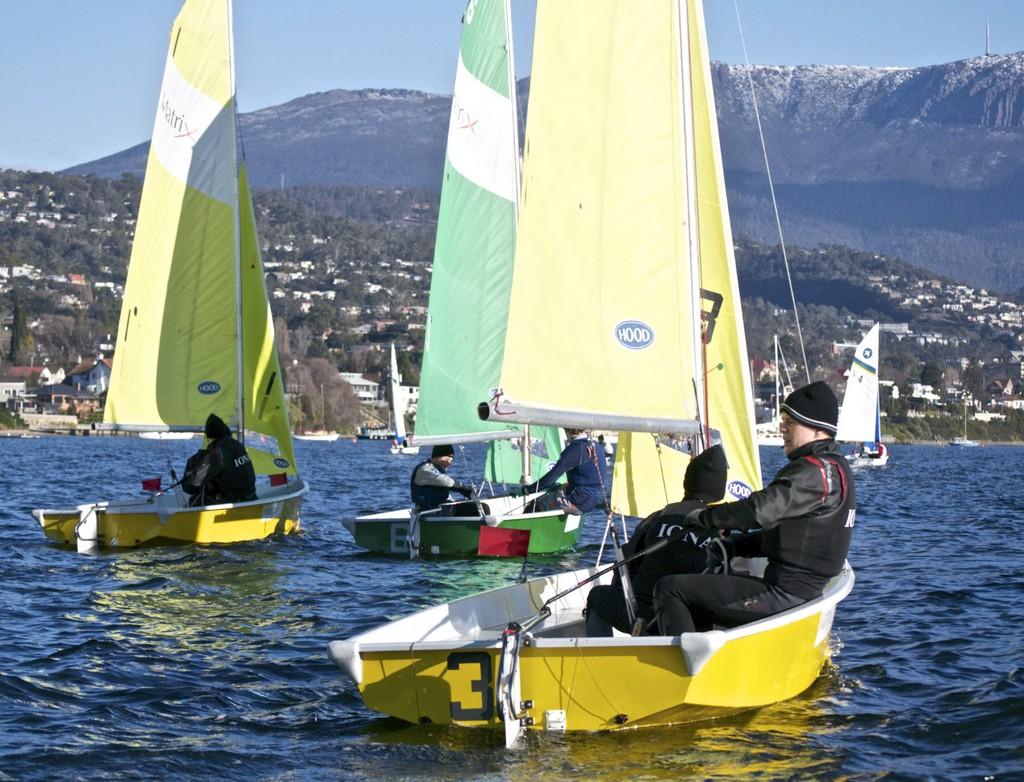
[2,440,1024,780]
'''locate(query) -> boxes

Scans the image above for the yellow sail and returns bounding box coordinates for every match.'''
[498,3,700,427]
[103,0,296,476]
[686,0,761,499]
[611,432,691,518]
[490,0,760,514]
[238,164,297,476]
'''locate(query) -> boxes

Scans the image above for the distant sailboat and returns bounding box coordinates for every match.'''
[755,335,789,448]
[949,398,980,447]
[343,0,574,557]
[295,384,339,442]
[331,0,854,744]
[837,324,889,467]
[388,344,420,455]
[33,0,307,551]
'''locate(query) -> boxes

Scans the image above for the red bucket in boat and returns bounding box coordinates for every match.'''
[141,477,162,492]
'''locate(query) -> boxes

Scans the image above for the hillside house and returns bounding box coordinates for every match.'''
[67,356,113,394]
[340,373,380,404]
[32,383,101,418]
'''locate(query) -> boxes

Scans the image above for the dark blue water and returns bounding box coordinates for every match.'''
[2,438,1022,781]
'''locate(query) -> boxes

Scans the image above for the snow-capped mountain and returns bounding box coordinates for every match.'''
[67,53,1024,291]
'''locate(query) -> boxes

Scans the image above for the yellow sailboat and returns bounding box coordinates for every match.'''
[329,0,854,743]
[33,0,306,551]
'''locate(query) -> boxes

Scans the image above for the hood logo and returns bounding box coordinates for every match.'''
[197,381,221,395]
[727,480,753,499]
[615,321,655,350]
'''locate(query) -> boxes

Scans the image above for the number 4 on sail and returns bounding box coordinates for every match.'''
[32,0,307,551]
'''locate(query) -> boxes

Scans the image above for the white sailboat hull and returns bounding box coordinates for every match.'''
[294,432,340,442]
[389,445,421,455]
[847,450,889,467]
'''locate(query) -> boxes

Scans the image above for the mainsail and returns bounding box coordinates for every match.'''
[103,0,295,477]
[492,0,760,513]
[414,0,560,480]
[390,344,408,444]
[836,324,881,444]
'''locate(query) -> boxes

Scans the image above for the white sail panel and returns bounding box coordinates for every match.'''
[446,55,518,203]
[150,52,235,205]
[836,324,880,443]
[104,0,242,432]
[499,2,700,427]
[390,345,408,442]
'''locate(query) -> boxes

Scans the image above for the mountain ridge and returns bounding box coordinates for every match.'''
[64,52,1024,291]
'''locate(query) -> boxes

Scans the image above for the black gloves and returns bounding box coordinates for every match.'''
[704,534,735,574]
[455,484,475,499]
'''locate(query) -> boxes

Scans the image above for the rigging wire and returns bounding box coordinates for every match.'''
[732,0,811,385]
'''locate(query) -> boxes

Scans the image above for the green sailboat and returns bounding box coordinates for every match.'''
[341,0,579,557]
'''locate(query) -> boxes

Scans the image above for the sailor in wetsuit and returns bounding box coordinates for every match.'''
[410,444,474,511]
[653,381,856,635]
[182,413,258,506]
[521,428,606,514]
[585,444,728,636]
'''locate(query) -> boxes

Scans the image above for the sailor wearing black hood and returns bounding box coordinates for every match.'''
[585,444,729,637]
[182,413,258,506]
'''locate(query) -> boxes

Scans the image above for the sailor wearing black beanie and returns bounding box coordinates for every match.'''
[653,381,855,637]
[780,380,839,436]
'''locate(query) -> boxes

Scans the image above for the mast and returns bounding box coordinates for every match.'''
[771,335,777,421]
[676,0,707,445]
[504,0,533,483]
[227,0,245,443]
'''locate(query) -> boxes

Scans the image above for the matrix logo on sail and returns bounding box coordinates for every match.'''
[160,94,195,141]
[615,321,654,350]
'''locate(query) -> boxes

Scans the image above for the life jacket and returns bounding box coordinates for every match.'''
[410,460,452,510]
[762,445,855,599]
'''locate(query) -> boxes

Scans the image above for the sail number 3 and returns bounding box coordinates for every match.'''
[446,651,494,721]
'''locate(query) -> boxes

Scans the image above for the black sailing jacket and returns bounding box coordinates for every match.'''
[182,436,257,505]
[685,439,855,599]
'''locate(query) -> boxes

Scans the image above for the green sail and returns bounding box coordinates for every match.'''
[416,0,560,473]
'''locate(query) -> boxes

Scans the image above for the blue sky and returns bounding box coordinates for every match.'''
[2,0,1021,171]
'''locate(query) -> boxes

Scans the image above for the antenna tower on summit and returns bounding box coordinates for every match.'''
[985,20,991,57]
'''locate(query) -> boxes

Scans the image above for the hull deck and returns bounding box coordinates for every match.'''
[33,480,308,549]
[343,492,580,556]
[330,561,854,732]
